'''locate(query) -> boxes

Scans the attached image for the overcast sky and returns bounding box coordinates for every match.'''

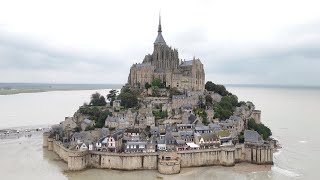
[0,0,320,86]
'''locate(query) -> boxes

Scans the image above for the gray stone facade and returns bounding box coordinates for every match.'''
[128,16,205,91]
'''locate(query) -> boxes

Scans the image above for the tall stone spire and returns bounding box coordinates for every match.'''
[154,12,166,45]
[158,12,162,33]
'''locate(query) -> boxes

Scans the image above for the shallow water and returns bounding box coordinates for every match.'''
[0,87,319,179]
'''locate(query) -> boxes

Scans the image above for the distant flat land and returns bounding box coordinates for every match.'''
[0,83,122,95]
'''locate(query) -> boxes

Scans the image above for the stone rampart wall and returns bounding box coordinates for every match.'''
[244,144,273,165]
[43,134,273,174]
[89,152,158,170]
[177,147,236,167]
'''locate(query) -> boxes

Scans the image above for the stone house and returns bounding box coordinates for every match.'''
[146,141,156,153]
[178,130,194,143]
[159,125,166,138]
[105,116,118,128]
[244,130,264,145]
[70,130,101,147]
[194,125,212,134]
[81,119,95,131]
[104,131,123,152]
[76,143,88,151]
[146,111,155,127]
[113,100,121,111]
[124,141,147,153]
[157,139,167,151]
[206,109,214,122]
[163,133,176,151]
[208,123,222,133]
[150,126,160,137]
[62,117,78,131]
[220,116,244,137]
[118,117,130,129]
[70,132,84,145]
[126,109,136,126]
[181,111,190,124]
[217,130,233,146]
[175,139,188,151]
[194,133,220,149]
[162,103,172,116]
[176,124,193,131]
[124,128,140,140]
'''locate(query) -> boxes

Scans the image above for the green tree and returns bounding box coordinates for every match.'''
[90,92,106,106]
[213,95,238,120]
[151,78,162,88]
[107,89,118,106]
[85,125,95,131]
[151,78,165,88]
[145,82,152,89]
[247,118,272,140]
[152,86,160,97]
[118,87,138,108]
[205,81,231,96]
[152,110,168,119]
[238,131,244,143]
[205,95,213,106]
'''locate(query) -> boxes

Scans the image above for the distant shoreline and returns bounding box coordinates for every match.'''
[1,82,319,95]
[0,83,123,95]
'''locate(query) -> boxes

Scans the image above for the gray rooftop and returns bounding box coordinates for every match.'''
[244,130,263,144]
[180,60,193,66]
[82,119,93,124]
[195,126,210,131]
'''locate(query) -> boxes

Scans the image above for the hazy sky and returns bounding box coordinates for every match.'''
[0,0,320,86]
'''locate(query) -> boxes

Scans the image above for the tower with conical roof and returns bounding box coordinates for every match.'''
[154,14,166,45]
[152,14,179,70]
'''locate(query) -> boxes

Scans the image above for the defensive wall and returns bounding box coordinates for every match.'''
[43,134,273,174]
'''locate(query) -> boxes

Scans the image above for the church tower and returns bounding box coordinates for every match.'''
[154,14,166,46]
[152,14,179,70]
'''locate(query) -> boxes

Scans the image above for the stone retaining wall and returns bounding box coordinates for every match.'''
[44,134,273,174]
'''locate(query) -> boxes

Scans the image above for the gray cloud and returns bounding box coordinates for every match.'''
[1,19,320,86]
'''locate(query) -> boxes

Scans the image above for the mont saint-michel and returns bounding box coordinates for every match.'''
[43,17,275,175]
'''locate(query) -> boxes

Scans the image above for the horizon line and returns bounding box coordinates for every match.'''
[0,82,319,89]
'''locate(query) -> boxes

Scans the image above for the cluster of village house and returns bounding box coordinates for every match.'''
[53,90,263,153]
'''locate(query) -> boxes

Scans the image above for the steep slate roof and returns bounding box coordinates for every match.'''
[176,139,186,145]
[125,128,140,134]
[154,14,166,45]
[195,126,210,131]
[244,130,263,144]
[209,123,221,130]
[164,133,176,145]
[188,114,197,124]
[154,32,166,45]
[181,103,193,110]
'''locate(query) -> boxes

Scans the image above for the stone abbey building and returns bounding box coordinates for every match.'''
[128,16,205,91]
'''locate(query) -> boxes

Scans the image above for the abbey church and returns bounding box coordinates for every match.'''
[128,16,205,91]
